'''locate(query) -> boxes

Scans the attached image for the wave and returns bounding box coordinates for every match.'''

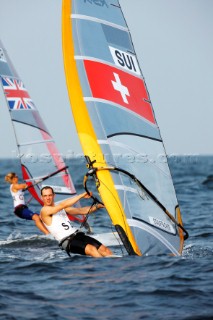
[202,175,213,189]
[183,243,213,258]
[0,233,65,263]
[0,233,56,248]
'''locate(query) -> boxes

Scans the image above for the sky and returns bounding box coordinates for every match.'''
[0,0,212,158]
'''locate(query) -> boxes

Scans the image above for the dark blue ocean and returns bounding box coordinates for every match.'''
[0,156,213,320]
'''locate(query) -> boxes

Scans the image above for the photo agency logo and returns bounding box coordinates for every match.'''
[11,150,199,164]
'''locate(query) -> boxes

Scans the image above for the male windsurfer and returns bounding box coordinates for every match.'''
[5,172,49,234]
[40,186,113,258]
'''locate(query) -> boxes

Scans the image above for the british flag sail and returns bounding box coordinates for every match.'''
[1,78,35,110]
[62,0,188,255]
[0,40,76,205]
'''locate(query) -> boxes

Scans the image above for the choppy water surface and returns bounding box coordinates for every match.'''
[0,156,213,320]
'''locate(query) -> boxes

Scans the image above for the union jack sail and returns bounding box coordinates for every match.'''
[1,76,35,110]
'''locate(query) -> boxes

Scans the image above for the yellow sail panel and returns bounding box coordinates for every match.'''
[62,0,141,256]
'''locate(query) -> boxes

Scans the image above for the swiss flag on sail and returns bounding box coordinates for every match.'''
[84,60,155,124]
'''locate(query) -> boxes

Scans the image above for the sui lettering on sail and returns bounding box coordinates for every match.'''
[109,46,141,76]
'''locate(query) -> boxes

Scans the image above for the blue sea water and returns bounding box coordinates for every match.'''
[0,156,213,320]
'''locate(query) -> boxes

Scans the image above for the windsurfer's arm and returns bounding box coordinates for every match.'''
[12,183,27,192]
[41,192,91,217]
[66,203,104,215]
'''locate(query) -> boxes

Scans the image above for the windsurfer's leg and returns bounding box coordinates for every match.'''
[32,214,49,235]
[70,233,111,257]
[98,244,113,257]
[85,244,103,257]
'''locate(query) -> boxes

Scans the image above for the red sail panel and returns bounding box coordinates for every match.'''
[22,165,43,205]
[84,60,155,124]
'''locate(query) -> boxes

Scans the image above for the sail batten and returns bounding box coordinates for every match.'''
[114,185,138,194]
[84,97,156,124]
[71,14,128,31]
[18,139,54,147]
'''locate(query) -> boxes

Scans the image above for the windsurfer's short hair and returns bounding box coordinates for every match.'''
[41,186,55,195]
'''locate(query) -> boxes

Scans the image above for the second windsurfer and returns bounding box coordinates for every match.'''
[5,172,49,234]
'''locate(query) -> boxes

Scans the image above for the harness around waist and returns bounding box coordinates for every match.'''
[59,230,80,250]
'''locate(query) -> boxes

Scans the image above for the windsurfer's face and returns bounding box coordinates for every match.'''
[41,189,55,206]
[12,175,18,183]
